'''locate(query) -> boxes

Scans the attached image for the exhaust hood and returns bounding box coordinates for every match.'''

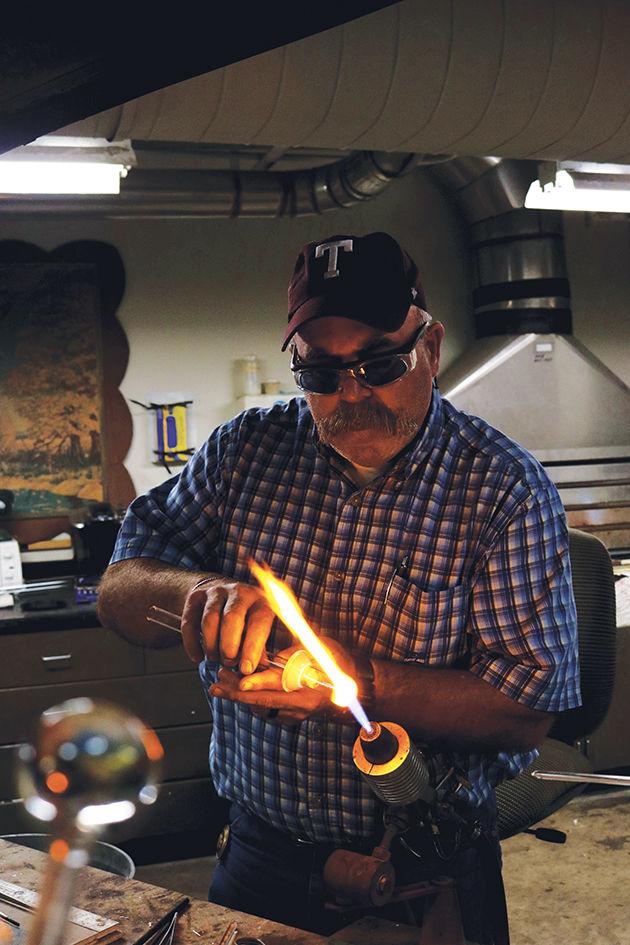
[432,157,630,552]
[440,332,630,454]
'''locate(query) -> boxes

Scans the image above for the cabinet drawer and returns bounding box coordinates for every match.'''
[0,778,225,842]
[0,671,210,743]
[0,724,214,801]
[144,643,198,675]
[0,626,144,689]
[0,744,20,801]
[0,797,35,836]
[157,724,212,781]
[109,778,224,842]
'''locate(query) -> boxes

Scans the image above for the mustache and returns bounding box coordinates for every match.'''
[313,400,420,440]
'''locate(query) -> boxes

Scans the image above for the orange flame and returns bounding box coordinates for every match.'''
[250,560,358,708]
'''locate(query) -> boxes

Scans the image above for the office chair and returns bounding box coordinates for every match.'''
[495,527,617,840]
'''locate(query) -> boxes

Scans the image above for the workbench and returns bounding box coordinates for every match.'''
[0,839,432,945]
[0,838,327,945]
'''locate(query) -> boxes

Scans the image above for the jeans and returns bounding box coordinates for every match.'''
[208,801,507,943]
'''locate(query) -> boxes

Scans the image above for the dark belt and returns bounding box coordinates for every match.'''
[223,801,381,859]
[222,799,500,867]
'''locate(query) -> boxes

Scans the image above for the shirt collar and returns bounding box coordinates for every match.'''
[395,383,444,479]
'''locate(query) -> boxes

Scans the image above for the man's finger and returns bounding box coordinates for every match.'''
[180,588,209,663]
[210,677,323,711]
[199,587,226,661]
[218,596,250,665]
[239,599,275,674]
[239,667,282,691]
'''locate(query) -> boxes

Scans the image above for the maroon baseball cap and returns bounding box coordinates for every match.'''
[282,232,427,350]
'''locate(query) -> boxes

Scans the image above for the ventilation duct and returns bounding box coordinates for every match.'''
[433,156,630,551]
[0,149,422,218]
[430,157,571,337]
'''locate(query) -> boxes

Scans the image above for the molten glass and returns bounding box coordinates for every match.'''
[250,559,358,708]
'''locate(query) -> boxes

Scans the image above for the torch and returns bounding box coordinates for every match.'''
[249,561,433,807]
[249,561,444,911]
[150,563,463,926]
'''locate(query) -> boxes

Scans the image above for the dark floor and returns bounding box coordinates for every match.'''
[134,789,630,944]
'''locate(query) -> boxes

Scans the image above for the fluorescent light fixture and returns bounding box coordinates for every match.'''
[0,161,128,194]
[0,136,135,195]
[525,161,630,213]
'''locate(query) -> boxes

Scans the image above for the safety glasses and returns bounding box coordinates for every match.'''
[290,322,429,395]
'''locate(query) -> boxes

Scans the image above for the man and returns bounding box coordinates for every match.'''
[98,232,580,943]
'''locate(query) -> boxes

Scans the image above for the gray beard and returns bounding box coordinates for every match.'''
[310,398,421,443]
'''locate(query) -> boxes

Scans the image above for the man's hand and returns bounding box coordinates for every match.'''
[180,578,275,674]
[209,639,356,725]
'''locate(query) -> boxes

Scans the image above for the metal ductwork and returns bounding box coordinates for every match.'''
[0,150,420,218]
[430,157,572,338]
[53,1,630,164]
[434,155,630,552]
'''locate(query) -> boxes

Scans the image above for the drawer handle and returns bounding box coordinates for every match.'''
[41,653,72,670]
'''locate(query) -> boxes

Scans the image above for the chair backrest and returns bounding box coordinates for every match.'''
[549,528,617,744]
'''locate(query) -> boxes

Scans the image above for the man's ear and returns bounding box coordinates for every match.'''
[425,322,444,377]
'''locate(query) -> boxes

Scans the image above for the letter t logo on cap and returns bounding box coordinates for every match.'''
[315,238,353,280]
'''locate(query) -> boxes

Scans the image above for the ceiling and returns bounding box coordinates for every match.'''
[0,2,398,156]
[3,1,630,221]
[54,0,630,168]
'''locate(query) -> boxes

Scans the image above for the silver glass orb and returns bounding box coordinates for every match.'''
[18,698,163,832]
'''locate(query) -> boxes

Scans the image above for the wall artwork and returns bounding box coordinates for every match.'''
[0,241,134,544]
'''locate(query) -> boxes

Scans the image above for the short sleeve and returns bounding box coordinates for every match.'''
[467,481,581,713]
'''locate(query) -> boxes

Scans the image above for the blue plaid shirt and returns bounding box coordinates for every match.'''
[112,388,580,842]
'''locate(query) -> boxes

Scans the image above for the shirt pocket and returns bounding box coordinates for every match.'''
[357,576,470,666]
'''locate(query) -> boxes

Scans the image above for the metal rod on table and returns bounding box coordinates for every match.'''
[531,769,630,787]
[146,605,334,690]
[129,898,189,945]
[146,605,184,634]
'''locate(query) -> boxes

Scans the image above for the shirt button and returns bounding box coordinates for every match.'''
[312,724,324,737]
[312,795,324,809]
[349,495,361,506]
[331,570,344,583]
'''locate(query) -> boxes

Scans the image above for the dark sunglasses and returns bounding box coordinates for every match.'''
[290,322,430,395]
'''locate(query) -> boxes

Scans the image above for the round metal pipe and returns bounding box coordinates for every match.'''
[0,150,419,218]
[430,158,572,336]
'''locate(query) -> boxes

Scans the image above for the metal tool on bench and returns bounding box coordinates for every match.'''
[531,769,630,787]
[16,699,164,945]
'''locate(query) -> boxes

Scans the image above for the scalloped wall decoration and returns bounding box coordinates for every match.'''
[0,240,134,545]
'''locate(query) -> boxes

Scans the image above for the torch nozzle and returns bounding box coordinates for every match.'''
[358,721,400,765]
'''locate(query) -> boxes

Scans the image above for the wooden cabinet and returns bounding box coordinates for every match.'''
[0,625,144,689]
[0,622,222,846]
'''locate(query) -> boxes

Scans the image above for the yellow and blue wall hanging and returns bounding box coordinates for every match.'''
[130,397,194,472]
